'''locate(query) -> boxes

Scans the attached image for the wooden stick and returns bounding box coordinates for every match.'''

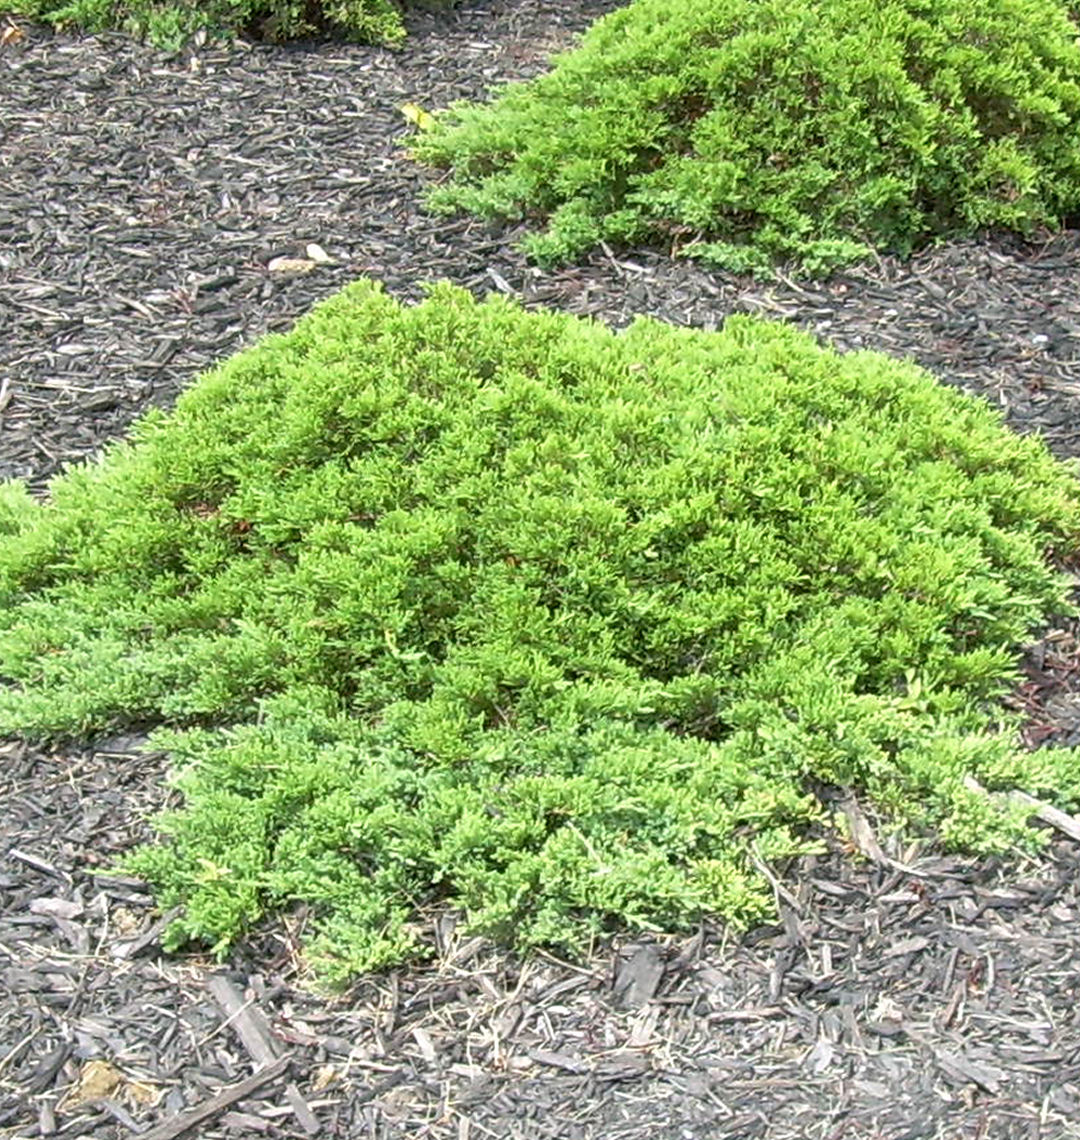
[138,1055,291,1140]
[1006,789,1080,843]
[964,777,1080,843]
[207,974,320,1133]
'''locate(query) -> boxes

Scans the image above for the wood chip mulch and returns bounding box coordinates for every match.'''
[2,2,1080,1137]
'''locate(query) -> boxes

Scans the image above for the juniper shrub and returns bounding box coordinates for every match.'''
[2,280,1079,979]
[414,0,1080,276]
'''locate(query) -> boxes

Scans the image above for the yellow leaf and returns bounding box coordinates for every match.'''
[61,1060,161,1111]
[400,102,436,132]
[312,1064,338,1091]
[63,1061,123,1109]
[267,257,316,275]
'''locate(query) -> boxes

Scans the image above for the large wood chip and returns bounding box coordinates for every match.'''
[137,1055,291,1140]
[612,942,665,1010]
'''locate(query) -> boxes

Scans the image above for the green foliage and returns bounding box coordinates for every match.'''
[7,0,454,49]
[3,279,1080,980]
[413,0,1080,276]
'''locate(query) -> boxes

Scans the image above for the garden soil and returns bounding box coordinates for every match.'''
[2,2,1080,1137]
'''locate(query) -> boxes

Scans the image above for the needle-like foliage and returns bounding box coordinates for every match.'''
[414,0,1080,276]
[2,280,1079,981]
[6,0,452,49]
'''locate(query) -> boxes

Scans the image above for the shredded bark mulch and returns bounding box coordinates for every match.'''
[2,2,1080,1137]
[4,731,1080,1140]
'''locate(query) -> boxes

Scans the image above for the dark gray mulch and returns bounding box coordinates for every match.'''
[3,730,1080,1140]
[2,2,1080,1138]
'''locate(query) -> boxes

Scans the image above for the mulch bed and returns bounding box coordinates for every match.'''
[2,2,1080,1137]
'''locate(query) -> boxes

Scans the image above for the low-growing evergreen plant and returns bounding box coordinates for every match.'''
[2,279,1080,981]
[7,0,452,48]
[413,0,1080,276]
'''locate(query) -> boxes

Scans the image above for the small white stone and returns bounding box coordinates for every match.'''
[305,242,334,264]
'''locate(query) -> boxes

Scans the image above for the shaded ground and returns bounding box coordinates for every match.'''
[2,2,1080,1137]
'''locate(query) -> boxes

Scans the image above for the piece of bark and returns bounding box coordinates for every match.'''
[208,975,319,1132]
[612,943,665,1010]
[136,1055,291,1140]
[284,1083,321,1135]
[207,975,279,1066]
